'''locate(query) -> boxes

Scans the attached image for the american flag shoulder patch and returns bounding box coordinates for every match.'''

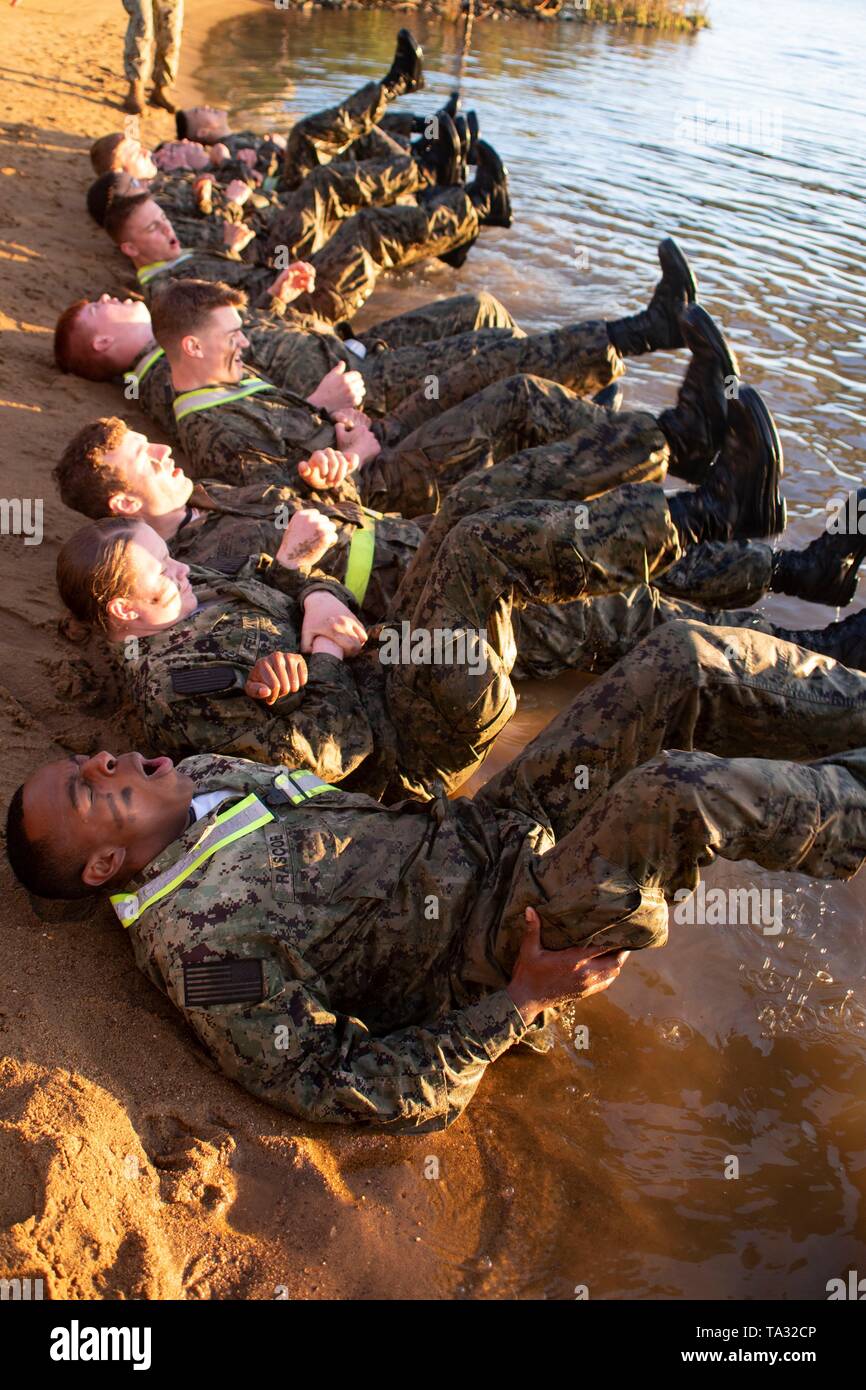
[182,957,265,1008]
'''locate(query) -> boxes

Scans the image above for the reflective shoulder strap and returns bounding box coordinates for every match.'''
[110,793,273,929]
[174,378,274,422]
[126,345,165,388]
[273,770,335,805]
[343,515,376,607]
[137,251,194,286]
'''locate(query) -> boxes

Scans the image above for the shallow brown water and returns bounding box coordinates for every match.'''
[180,0,866,1298]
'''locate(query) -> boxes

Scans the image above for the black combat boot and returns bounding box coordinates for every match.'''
[466,110,480,163]
[769,491,866,606]
[593,382,624,412]
[416,112,463,187]
[438,236,477,268]
[668,385,786,544]
[770,608,866,670]
[467,141,512,228]
[607,238,698,357]
[383,29,424,97]
[657,304,739,483]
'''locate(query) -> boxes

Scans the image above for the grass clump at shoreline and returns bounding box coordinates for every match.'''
[318,0,709,31]
[567,0,708,31]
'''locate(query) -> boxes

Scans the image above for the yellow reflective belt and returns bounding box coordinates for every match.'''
[137,251,194,286]
[110,793,273,928]
[127,345,165,387]
[173,378,275,422]
[343,516,376,607]
[273,770,334,805]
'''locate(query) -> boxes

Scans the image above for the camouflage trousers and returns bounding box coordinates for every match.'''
[362,375,659,519]
[386,412,771,619]
[282,80,394,190]
[296,187,480,323]
[361,319,621,422]
[515,578,816,681]
[264,153,430,264]
[465,619,866,977]
[122,0,183,87]
[384,486,684,797]
[358,290,521,347]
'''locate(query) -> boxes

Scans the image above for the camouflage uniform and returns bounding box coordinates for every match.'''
[122,0,183,89]
[135,186,480,321]
[386,414,787,622]
[280,81,401,190]
[154,152,435,267]
[171,479,423,630]
[244,303,618,418]
[112,292,520,443]
[167,478,788,682]
[172,368,634,518]
[117,620,866,1131]
[148,172,236,254]
[261,154,433,264]
[115,485,696,802]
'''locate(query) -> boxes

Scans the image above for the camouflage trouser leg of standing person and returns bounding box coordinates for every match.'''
[466,620,866,976]
[282,81,393,189]
[265,155,431,263]
[297,189,480,323]
[513,580,833,681]
[383,488,687,797]
[123,0,184,87]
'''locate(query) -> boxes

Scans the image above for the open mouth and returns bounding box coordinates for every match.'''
[140,755,174,779]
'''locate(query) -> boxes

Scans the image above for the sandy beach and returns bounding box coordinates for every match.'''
[0,0,541,1301]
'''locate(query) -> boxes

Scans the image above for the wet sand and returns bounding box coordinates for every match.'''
[0,0,621,1301]
[2,0,864,1302]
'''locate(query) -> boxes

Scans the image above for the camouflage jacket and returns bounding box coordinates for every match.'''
[243,307,360,400]
[150,172,236,254]
[135,248,276,309]
[172,479,423,626]
[172,366,367,498]
[120,753,537,1130]
[116,305,347,445]
[119,342,178,442]
[115,562,402,797]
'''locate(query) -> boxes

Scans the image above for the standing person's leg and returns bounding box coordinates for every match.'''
[122,0,154,115]
[151,0,183,109]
